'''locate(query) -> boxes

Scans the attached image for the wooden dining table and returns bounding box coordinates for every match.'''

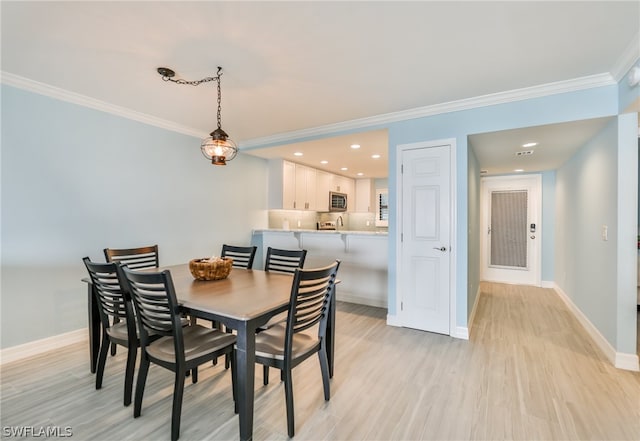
[85,263,337,441]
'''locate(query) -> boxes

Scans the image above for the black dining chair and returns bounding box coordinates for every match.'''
[82,257,139,406]
[220,244,257,269]
[118,265,237,441]
[103,245,159,355]
[259,247,308,332]
[254,260,340,438]
[104,245,159,269]
[264,247,307,274]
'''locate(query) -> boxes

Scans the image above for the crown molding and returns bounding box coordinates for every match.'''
[1,70,616,150]
[239,73,616,150]
[0,71,206,139]
[610,32,640,82]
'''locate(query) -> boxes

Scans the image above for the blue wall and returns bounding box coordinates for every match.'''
[386,86,618,327]
[1,85,269,348]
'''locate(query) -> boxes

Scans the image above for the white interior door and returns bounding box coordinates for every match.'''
[481,175,541,286]
[399,144,451,334]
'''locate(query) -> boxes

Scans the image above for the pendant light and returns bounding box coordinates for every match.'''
[157,66,238,165]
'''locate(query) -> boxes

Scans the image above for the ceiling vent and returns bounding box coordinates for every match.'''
[516,150,534,156]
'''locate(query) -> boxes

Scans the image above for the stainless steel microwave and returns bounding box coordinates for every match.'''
[329,191,347,212]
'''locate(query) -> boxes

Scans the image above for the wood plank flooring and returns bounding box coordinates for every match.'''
[1,282,639,440]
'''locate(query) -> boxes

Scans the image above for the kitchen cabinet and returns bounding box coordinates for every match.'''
[294,164,317,210]
[268,159,354,211]
[355,178,375,212]
[316,170,333,211]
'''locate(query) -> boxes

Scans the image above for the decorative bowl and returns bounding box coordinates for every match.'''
[189,257,233,281]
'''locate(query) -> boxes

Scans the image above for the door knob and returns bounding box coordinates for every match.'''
[433,246,447,252]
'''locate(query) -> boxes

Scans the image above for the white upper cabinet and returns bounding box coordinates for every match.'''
[355,178,376,212]
[294,164,317,210]
[269,159,354,211]
[316,171,333,212]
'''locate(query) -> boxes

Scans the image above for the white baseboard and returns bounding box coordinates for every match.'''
[467,286,482,334]
[541,280,555,288]
[0,329,88,365]
[453,326,469,340]
[338,292,387,309]
[386,313,402,327]
[553,283,639,372]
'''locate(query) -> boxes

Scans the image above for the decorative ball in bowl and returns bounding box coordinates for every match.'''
[189,257,233,281]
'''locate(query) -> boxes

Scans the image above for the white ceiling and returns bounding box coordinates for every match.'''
[248,129,389,178]
[468,117,614,175]
[2,1,638,177]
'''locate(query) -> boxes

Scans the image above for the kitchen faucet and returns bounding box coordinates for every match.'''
[336,215,344,230]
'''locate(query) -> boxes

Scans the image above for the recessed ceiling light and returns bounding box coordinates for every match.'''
[350,144,361,149]
[522,142,538,148]
[514,169,524,172]
[371,154,381,159]
[294,152,303,156]
[320,160,328,164]
[357,172,364,176]
[341,167,348,171]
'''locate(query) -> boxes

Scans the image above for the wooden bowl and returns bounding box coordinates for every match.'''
[188,257,233,281]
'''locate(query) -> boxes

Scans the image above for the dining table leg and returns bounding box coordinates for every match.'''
[235,321,256,441]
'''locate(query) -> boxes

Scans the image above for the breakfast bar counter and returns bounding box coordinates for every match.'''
[252,229,388,308]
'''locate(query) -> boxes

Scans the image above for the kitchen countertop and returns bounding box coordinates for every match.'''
[253,229,388,236]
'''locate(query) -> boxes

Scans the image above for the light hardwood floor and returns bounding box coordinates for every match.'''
[1,283,639,440]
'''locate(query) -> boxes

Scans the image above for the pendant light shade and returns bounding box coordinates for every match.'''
[201,128,238,165]
[158,65,238,166]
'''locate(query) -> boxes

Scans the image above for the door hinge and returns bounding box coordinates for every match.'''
[401,164,404,174]
[401,232,403,242]
[401,301,403,311]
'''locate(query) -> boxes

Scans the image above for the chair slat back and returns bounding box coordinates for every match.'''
[265,247,307,274]
[104,245,159,270]
[221,244,257,269]
[120,268,178,337]
[83,257,130,326]
[287,261,340,337]
[118,266,187,364]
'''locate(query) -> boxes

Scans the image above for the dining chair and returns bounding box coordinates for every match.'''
[103,245,159,355]
[220,244,257,269]
[82,257,139,406]
[104,245,159,269]
[118,265,237,441]
[259,247,309,332]
[254,260,340,438]
[264,247,307,274]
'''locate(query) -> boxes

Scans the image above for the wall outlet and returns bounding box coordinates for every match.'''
[297,219,301,228]
[366,220,370,226]
[601,225,608,241]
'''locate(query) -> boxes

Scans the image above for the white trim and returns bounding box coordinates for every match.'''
[2,70,616,150]
[338,292,387,309]
[395,138,457,337]
[240,74,614,150]
[541,280,555,289]
[467,285,482,334]
[454,326,469,340]
[386,313,402,327]
[0,71,205,139]
[611,32,640,82]
[553,283,639,372]
[0,329,87,365]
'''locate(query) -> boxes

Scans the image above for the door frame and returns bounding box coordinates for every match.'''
[394,138,457,337]
[480,174,542,286]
